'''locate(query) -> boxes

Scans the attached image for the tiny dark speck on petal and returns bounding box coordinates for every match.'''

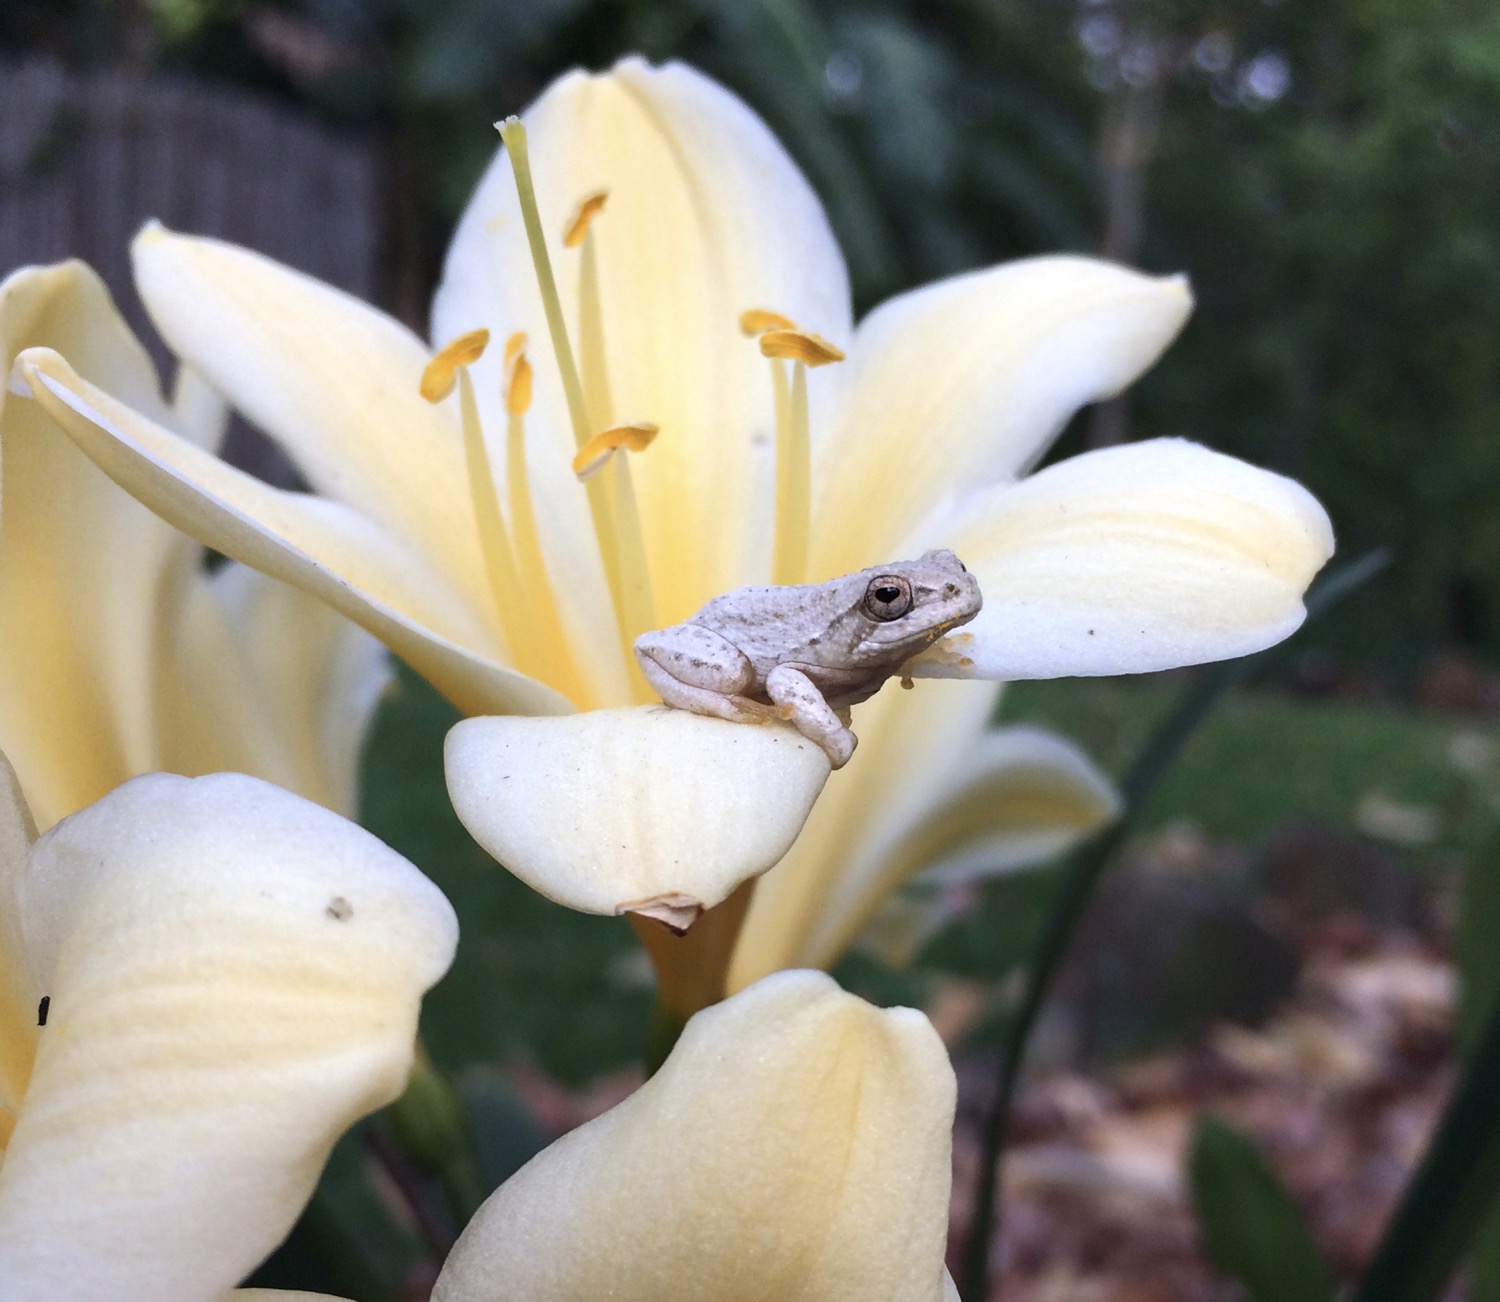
[1088,629,1095,635]
[326,896,354,922]
[37,994,50,1026]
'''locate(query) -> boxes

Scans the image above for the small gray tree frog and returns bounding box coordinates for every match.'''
[634,549,982,768]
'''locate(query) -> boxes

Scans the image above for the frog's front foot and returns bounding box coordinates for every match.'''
[765,665,857,769]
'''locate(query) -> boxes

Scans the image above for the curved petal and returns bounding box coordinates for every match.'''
[0,773,458,1302]
[431,970,954,1302]
[730,679,1000,990]
[18,349,572,718]
[810,258,1192,575]
[227,1293,355,1301]
[132,224,494,619]
[0,752,38,1134]
[913,438,1335,680]
[0,262,184,826]
[445,707,830,925]
[799,725,1119,972]
[436,57,852,624]
[157,563,392,819]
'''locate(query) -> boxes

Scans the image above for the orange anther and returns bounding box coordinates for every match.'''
[571,422,660,481]
[738,308,797,337]
[759,328,845,367]
[563,191,609,248]
[420,328,491,402]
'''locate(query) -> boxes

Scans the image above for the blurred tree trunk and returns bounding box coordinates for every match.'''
[1086,28,1168,451]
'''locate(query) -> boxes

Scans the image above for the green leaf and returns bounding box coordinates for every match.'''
[1188,1114,1336,1302]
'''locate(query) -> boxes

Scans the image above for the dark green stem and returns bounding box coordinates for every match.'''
[958,549,1388,1301]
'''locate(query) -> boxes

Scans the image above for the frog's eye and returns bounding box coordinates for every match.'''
[864,576,914,621]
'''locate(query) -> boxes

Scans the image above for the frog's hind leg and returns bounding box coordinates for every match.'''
[635,626,782,726]
[765,665,857,769]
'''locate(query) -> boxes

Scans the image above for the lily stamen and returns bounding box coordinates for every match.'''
[572,422,662,656]
[499,117,636,656]
[503,333,592,706]
[568,190,615,437]
[423,331,540,680]
[745,317,846,587]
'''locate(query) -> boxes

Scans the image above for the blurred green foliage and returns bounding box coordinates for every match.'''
[7,0,1499,677]
[1189,1114,1337,1302]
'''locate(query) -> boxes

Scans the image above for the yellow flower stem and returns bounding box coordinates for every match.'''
[457,369,542,678]
[771,360,810,586]
[630,878,758,1072]
[506,406,594,708]
[499,117,631,647]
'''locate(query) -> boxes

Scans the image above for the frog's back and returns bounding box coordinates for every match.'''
[688,578,862,669]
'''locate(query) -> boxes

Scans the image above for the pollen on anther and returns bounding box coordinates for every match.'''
[739,308,797,337]
[572,422,660,481]
[503,332,534,416]
[760,328,846,367]
[421,328,492,402]
[563,190,609,248]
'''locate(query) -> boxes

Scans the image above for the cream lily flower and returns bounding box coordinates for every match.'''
[0,260,388,831]
[14,60,1332,929]
[0,755,458,1301]
[429,969,957,1302]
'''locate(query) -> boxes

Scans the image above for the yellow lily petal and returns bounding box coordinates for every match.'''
[0,754,37,1133]
[158,562,391,819]
[0,262,183,823]
[434,57,853,622]
[731,682,1117,984]
[445,707,830,925]
[0,772,457,1301]
[431,971,954,1302]
[228,1293,353,1301]
[800,724,1119,973]
[731,679,998,988]
[132,223,494,619]
[227,1293,354,1301]
[18,348,572,718]
[810,257,1193,574]
[913,438,1335,680]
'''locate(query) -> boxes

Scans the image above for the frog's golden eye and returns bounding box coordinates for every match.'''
[864,576,914,621]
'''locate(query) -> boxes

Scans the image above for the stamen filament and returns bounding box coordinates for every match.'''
[608,453,660,664]
[456,368,543,679]
[504,337,593,707]
[564,197,660,665]
[772,362,810,586]
[576,230,615,435]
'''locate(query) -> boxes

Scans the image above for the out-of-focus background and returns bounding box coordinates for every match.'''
[6,2,1499,1296]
